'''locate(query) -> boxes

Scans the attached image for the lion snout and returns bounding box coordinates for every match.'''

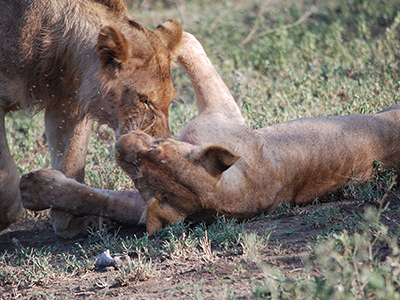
[116,131,160,164]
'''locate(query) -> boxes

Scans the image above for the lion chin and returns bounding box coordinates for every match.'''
[20,32,400,238]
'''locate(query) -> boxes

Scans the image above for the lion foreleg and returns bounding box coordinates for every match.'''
[0,110,23,230]
[45,100,93,181]
[45,100,96,237]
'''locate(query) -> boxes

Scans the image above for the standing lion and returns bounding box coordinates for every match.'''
[0,0,182,232]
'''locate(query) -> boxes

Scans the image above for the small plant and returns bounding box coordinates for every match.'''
[198,231,215,263]
[240,232,269,262]
[342,161,397,205]
[114,254,155,286]
[157,221,198,259]
[206,215,245,252]
[272,202,294,217]
[299,207,341,228]
[176,280,205,300]
[58,252,94,276]
[85,227,123,255]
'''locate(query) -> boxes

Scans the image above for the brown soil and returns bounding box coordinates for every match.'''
[1,188,399,299]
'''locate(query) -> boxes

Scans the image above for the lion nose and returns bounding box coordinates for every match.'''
[115,131,156,163]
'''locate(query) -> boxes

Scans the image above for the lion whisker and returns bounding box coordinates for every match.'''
[143,114,157,134]
[126,117,138,133]
[138,104,148,130]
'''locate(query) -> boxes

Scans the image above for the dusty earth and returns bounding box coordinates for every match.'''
[0,186,399,299]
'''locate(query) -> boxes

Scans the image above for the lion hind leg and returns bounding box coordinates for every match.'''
[20,169,99,213]
[177,32,244,123]
[20,168,146,237]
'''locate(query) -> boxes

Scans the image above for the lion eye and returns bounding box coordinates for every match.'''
[139,95,151,106]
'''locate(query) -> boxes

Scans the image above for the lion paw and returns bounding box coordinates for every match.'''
[20,168,68,211]
[51,210,114,239]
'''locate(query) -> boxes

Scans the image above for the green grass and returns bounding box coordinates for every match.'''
[253,208,400,300]
[2,0,400,298]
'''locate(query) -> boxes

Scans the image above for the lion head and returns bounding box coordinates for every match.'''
[88,18,182,139]
[115,130,241,234]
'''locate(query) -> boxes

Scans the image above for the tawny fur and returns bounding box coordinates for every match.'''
[0,0,182,234]
[20,32,400,237]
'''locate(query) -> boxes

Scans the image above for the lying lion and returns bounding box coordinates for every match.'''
[21,32,400,237]
[0,0,182,232]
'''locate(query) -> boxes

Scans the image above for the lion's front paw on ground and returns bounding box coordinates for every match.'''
[20,169,68,211]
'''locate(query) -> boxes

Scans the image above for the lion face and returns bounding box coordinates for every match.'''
[115,131,240,234]
[91,19,182,139]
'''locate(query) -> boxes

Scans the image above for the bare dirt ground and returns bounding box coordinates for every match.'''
[1,187,399,299]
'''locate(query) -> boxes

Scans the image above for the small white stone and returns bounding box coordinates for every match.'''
[95,249,115,267]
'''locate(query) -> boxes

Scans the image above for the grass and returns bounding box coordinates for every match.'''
[114,254,155,286]
[0,246,57,287]
[252,208,400,300]
[2,0,400,298]
[341,161,398,205]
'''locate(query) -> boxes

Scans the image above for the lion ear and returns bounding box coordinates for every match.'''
[153,19,182,56]
[97,26,130,75]
[196,146,240,177]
